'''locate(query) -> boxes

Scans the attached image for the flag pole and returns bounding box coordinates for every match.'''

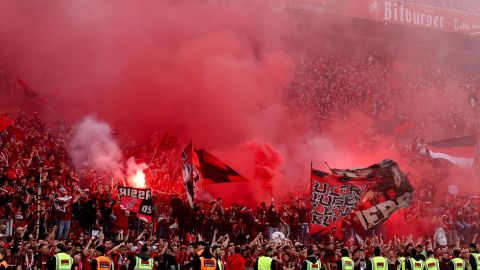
[148,148,158,166]
[190,139,194,205]
[308,161,312,245]
[35,176,41,240]
[45,103,60,121]
[325,161,337,175]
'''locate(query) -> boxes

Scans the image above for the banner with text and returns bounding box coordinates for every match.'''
[292,0,480,36]
[117,186,153,223]
[310,160,414,234]
[310,169,370,235]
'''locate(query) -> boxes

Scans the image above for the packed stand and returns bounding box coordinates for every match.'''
[1,36,480,270]
[287,42,480,139]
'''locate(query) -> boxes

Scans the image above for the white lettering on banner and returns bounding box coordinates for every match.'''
[141,205,152,214]
[311,181,366,227]
[384,0,445,29]
[117,187,152,200]
[454,18,480,33]
[356,192,412,230]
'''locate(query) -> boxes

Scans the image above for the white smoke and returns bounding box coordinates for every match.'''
[69,115,147,186]
[69,115,123,178]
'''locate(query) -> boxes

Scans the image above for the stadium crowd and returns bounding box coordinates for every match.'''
[2,23,480,270]
[0,108,479,270]
[288,41,480,139]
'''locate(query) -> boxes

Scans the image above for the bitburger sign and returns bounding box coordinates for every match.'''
[293,0,480,36]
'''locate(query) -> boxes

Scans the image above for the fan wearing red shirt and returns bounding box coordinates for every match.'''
[82,242,96,270]
[112,204,130,236]
[180,246,195,270]
[177,246,191,267]
[226,246,245,270]
[245,257,255,270]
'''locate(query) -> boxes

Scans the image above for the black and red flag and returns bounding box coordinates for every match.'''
[310,160,414,237]
[117,186,153,223]
[181,144,249,208]
[181,143,200,209]
[194,148,249,185]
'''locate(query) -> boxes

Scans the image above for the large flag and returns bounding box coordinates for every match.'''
[181,143,200,208]
[427,136,476,167]
[117,186,153,223]
[181,145,249,207]
[310,160,414,235]
[194,149,249,185]
[16,77,41,99]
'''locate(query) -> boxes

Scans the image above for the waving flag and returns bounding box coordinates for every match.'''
[311,160,414,236]
[181,143,200,208]
[120,196,142,212]
[0,115,15,132]
[194,149,249,185]
[427,135,476,167]
[117,186,153,223]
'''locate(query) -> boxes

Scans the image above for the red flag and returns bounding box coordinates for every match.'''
[0,115,15,132]
[120,196,142,212]
[335,220,344,240]
[16,77,41,99]
[314,160,414,235]
[137,213,153,223]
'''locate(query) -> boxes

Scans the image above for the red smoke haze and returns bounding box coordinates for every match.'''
[1,0,479,210]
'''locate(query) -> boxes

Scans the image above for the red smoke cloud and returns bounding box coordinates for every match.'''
[0,1,293,147]
[0,0,299,203]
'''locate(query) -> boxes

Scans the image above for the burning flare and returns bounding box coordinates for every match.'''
[126,158,149,188]
[129,169,146,188]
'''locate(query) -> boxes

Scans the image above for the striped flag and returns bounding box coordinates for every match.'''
[427,135,476,167]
